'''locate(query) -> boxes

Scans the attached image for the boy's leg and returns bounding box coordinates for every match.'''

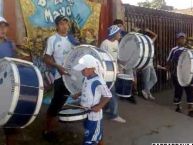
[172,75,183,112]
[43,78,69,140]
[141,67,151,99]
[108,86,118,119]
[184,86,193,117]
[83,119,102,145]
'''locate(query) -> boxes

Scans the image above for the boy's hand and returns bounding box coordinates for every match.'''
[57,65,69,76]
[91,105,101,112]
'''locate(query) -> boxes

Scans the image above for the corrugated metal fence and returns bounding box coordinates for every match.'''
[124,5,193,92]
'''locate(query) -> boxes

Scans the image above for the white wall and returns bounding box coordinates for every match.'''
[0,0,3,16]
[112,0,125,21]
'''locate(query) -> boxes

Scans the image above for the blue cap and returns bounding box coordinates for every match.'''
[108,25,121,37]
[176,32,186,39]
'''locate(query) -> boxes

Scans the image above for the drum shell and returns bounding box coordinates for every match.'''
[115,74,133,98]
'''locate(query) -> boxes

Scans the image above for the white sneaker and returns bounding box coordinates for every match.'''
[148,93,155,100]
[142,90,148,100]
[112,116,126,123]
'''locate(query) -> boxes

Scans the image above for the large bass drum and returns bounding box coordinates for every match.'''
[63,45,117,94]
[177,49,193,86]
[0,58,44,128]
[118,32,154,70]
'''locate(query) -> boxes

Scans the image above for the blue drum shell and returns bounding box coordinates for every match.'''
[4,63,39,128]
[115,77,133,97]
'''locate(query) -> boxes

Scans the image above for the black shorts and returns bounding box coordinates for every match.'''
[47,77,70,117]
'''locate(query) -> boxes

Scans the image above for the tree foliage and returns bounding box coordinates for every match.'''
[138,0,167,9]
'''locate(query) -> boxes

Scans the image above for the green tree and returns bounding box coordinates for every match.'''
[138,0,151,8]
[138,0,167,9]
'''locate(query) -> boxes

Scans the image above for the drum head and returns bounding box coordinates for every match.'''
[0,59,18,126]
[177,50,193,86]
[63,45,116,94]
[119,32,143,69]
[63,45,102,94]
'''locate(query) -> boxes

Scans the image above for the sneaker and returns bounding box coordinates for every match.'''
[142,90,148,100]
[148,93,155,100]
[42,130,57,142]
[111,116,126,123]
[188,110,193,117]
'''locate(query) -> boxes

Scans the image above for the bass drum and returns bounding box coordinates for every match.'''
[177,49,193,86]
[63,45,117,94]
[0,57,44,128]
[118,32,154,70]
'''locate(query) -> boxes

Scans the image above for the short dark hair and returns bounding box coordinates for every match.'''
[54,15,69,25]
[113,19,124,25]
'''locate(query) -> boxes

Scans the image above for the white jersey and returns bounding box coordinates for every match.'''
[45,33,73,80]
[81,75,112,121]
[100,39,119,61]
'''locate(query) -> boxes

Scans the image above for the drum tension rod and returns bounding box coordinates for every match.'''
[8,112,38,116]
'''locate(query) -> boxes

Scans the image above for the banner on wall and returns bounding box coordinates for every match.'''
[19,0,101,43]
[18,0,101,94]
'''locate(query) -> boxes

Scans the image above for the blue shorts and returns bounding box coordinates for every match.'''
[83,119,103,145]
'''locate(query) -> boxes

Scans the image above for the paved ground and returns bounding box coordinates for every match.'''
[105,89,193,145]
[1,89,193,145]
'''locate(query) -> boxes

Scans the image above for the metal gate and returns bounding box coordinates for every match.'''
[124,5,193,92]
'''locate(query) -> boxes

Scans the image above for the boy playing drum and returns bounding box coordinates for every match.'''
[72,54,112,145]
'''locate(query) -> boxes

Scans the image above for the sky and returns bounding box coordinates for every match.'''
[121,0,193,9]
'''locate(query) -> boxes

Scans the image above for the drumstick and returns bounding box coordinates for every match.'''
[64,104,90,110]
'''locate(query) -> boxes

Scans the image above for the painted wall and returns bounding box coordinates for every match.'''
[3,0,116,45]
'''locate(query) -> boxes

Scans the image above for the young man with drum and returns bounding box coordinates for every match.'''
[0,16,17,145]
[72,54,112,145]
[43,15,74,141]
[113,19,138,104]
[139,28,158,100]
[100,25,126,123]
[167,32,193,117]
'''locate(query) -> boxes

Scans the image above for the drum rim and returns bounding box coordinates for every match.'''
[0,59,20,126]
[116,93,132,98]
[59,114,87,122]
[177,49,193,86]
[140,35,154,70]
[135,34,146,68]
[117,73,134,80]
[58,108,90,117]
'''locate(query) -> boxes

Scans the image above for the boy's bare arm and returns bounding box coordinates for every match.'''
[91,97,110,112]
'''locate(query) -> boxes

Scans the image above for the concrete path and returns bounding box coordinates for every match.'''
[104,90,193,145]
